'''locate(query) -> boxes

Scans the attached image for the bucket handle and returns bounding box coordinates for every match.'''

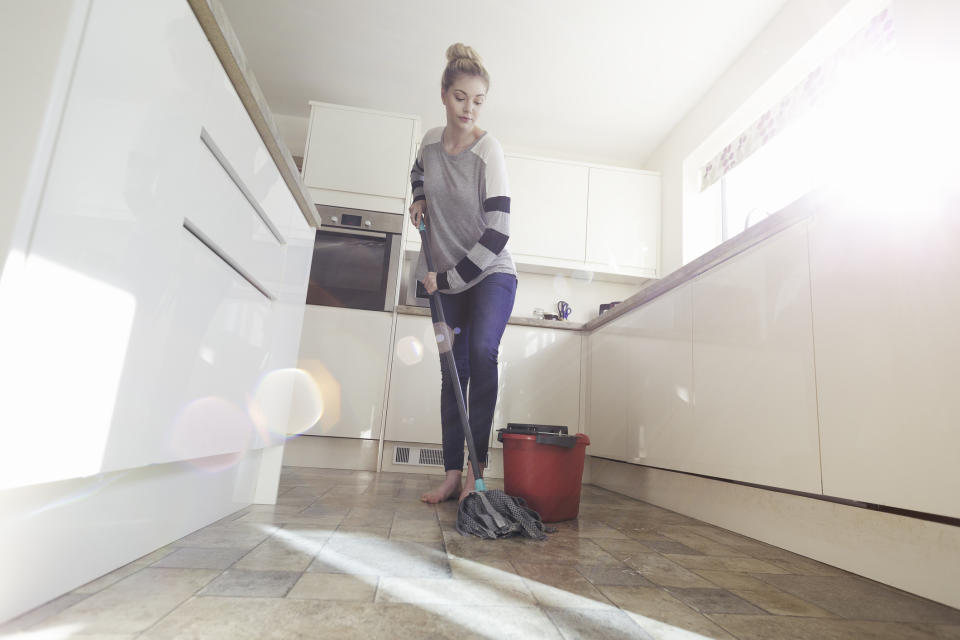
[535,433,578,448]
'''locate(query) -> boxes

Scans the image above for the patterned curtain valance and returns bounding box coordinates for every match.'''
[700,8,895,191]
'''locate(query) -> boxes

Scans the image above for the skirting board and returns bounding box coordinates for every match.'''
[281,435,379,471]
[590,457,960,610]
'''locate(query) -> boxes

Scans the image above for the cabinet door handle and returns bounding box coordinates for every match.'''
[199,127,286,246]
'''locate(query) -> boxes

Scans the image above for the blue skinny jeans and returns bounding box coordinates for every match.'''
[430,272,517,472]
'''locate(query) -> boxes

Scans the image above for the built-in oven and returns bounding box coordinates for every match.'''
[306,205,403,312]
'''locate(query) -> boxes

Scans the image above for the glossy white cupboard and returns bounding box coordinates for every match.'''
[301,101,420,214]
[0,0,314,623]
[0,0,313,488]
[402,153,661,282]
[809,207,960,518]
[586,167,660,276]
[505,156,589,263]
[297,306,393,440]
[689,223,821,493]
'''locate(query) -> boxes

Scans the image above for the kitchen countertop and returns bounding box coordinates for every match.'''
[395,305,584,331]
[187,0,321,228]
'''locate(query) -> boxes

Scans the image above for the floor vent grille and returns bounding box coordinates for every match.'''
[418,448,444,466]
[393,446,444,467]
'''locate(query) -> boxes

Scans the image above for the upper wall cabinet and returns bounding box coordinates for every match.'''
[586,167,660,277]
[302,102,420,214]
[506,156,589,263]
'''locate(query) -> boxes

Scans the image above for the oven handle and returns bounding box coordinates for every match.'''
[319,227,388,239]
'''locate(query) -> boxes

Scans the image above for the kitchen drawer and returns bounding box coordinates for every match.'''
[186,128,287,300]
[100,225,278,471]
[198,37,293,237]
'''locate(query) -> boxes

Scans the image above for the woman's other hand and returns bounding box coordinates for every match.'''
[423,271,438,295]
[409,199,427,227]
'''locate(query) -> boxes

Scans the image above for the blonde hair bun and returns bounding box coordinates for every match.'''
[446,42,482,65]
[441,43,490,91]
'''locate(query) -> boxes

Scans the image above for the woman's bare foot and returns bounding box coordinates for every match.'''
[459,461,486,503]
[421,470,462,504]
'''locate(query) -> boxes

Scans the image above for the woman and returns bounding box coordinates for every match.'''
[410,43,516,504]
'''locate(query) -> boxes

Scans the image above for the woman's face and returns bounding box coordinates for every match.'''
[442,74,487,131]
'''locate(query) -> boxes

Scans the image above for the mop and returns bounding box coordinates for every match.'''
[419,221,550,540]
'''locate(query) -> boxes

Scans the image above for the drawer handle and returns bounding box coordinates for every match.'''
[199,127,286,246]
[183,218,274,301]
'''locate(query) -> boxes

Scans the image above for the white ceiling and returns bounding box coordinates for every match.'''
[219,0,790,168]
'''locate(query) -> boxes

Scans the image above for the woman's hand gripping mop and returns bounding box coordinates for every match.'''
[419,220,551,540]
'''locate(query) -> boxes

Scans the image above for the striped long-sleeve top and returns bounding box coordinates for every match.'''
[410,126,515,294]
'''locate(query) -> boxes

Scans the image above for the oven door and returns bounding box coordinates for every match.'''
[306,227,400,311]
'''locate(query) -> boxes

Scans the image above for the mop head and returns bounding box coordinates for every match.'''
[456,489,550,540]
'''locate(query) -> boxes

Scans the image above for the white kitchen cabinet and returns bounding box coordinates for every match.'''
[302,102,419,214]
[505,156,589,263]
[384,313,443,444]
[621,284,695,466]
[0,0,313,488]
[489,324,581,449]
[689,222,821,493]
[586,167,660,277]
[809,207,960,518]
[586,316,630,460]
[297,306,393,440]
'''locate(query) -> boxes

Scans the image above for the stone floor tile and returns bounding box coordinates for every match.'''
[663,554,790,574]
[592,538,657,559]
[73,564,145,594]
[765,555,847,576]
[139,597,372,639]
[524,579,615,610]
[643,540,706,555]
[731,588,837,617]
[756,574,960,624]
[151,547,247,570]
[171,523,276,550]
[130,547,176,566]
[932,625,960,639]
[599,586,737,640]
[232,539,315,572]
[376,577,535,606]
[664,587,767,615]
[621,553,717,588]
[543,606,656,640]
[447,557,524,583]
[0,592,90,633]
[286,573,378,601]
[312,538,450,578]
[577,565,658,588]
[691,570,777,591]
[708,614,944,640]
[36,568,219,635]
[198,569,300,597]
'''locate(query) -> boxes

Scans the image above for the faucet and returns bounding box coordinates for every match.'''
[744,208,769,231]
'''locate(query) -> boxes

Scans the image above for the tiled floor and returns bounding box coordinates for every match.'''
[5,467,960,639]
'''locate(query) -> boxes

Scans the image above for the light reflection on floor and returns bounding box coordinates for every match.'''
[4,467,959,639]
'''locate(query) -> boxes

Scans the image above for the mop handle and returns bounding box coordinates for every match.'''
[419,221,487,492]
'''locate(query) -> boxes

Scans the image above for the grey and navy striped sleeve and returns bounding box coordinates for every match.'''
[437,137,511,291]
[410,143,425,206]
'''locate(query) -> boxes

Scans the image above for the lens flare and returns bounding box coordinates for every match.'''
[288,360,339,434]
[250,368,324,437]
[169,396,254,472]
[396,335,424,365]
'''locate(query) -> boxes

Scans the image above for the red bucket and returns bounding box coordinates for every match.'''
[498,423,590,523]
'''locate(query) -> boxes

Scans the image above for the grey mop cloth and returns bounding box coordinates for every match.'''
[456,489,551,540]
